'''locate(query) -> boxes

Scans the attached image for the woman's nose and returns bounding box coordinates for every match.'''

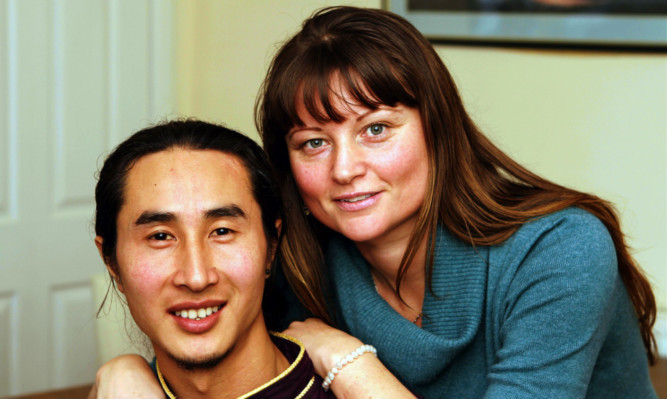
[172,241,219,292]
[331,143,366,184]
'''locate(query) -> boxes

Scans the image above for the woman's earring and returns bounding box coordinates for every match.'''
[303,205,311,216]
[265,268,271,277]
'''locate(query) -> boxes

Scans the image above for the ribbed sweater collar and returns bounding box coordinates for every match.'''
[327,226,488,386]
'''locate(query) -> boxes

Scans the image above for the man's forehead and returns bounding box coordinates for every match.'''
[120,148,257,220]
[126,148,248,187]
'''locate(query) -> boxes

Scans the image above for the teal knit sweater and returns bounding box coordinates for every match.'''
[326,208,656,398]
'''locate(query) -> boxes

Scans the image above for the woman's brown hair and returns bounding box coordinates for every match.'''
[255,6,657,363]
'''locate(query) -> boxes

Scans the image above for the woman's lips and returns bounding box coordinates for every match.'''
[333,192,380,211]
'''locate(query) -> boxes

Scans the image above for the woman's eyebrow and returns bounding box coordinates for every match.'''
[287,125,322,137]
[286,108,401,138]
[356,107,398,122]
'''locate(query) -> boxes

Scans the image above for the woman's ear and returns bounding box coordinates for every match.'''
[94,236,124,293]
[275,219,283,237]
[271,219,282,259]
[265,219,283,277]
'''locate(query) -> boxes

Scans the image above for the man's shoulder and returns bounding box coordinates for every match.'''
[263,332,336,398]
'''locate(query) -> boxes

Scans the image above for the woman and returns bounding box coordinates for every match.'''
[92,6,657,398]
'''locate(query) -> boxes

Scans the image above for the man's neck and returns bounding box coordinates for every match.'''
[157,329,289,399]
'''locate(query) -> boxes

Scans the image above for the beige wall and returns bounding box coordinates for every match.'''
[173,0,383,137]
[439,46,667,353]
[172,1,666,354]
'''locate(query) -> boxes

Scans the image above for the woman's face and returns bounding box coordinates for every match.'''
[286,90,429,246]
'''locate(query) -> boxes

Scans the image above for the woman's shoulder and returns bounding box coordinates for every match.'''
[503,207,614,260]
[489,207,618,289]
[521,206,610,240]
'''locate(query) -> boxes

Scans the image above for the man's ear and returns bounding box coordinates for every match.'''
[94,236,124,293]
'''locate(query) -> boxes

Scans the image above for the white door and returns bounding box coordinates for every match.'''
[0,1,174,395]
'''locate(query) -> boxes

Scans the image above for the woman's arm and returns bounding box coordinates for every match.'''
[87,354,165,399]
[284,318,418,399]
[485,209,655,398]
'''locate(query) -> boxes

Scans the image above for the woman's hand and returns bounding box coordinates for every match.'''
[87,354,165,399]
[284,318,417,398]
[284,317,364,376]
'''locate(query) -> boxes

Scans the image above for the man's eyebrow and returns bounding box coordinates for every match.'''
[134,211,176,226]
[205,205,246,220]
[133,205,246,226]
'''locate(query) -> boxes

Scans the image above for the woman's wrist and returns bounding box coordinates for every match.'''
[321,344,377,391]
[308,334,364,377]
[323,350,417,398]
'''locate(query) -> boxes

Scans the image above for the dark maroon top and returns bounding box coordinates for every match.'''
[154,332,336,398]
[245,332,336,398]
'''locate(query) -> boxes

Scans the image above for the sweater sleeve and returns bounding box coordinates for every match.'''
[484,209,622,398]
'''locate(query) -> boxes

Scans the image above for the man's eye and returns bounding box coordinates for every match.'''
[151,232,173,241]
[212,228,231,236]
[367,124,385,135]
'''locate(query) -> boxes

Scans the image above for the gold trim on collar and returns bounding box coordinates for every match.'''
[156,358,177,399]
[295,377,315,399]
[156,332,308,399]
[237,331,306,398]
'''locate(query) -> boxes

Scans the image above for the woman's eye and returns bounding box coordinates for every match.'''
[367,124,385,136]
[305,138,324,149]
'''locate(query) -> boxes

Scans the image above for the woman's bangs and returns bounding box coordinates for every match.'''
[287,50,416,128]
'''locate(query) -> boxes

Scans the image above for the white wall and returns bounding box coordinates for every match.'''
[172,1,666,356]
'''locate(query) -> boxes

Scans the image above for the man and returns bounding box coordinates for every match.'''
[93,120,334,398]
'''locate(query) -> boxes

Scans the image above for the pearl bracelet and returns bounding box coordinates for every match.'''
[321,344,377,391]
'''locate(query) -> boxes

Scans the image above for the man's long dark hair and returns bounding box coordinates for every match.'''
[94,119,287,329]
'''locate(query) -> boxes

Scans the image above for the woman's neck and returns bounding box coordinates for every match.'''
[355,228,426,282]
[355,233,428,322]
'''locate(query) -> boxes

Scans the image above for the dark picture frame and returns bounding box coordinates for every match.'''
[389,0,667,49]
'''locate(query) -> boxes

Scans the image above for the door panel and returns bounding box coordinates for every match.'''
[0,293,17,394]
[0,0,173,395]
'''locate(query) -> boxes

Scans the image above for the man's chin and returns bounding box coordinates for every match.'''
[168,349,230,371]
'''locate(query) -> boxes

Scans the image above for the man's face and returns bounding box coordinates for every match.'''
[100,148,272,368]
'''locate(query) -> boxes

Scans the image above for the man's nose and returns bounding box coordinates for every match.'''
[172,241,219,291]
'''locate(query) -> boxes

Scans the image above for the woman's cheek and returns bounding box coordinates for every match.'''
[298,177,327,213]
[291,158,324,194]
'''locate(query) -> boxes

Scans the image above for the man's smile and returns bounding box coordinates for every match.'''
[171,305,221,320]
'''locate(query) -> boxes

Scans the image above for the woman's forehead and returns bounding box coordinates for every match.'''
[294,74,384,125]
